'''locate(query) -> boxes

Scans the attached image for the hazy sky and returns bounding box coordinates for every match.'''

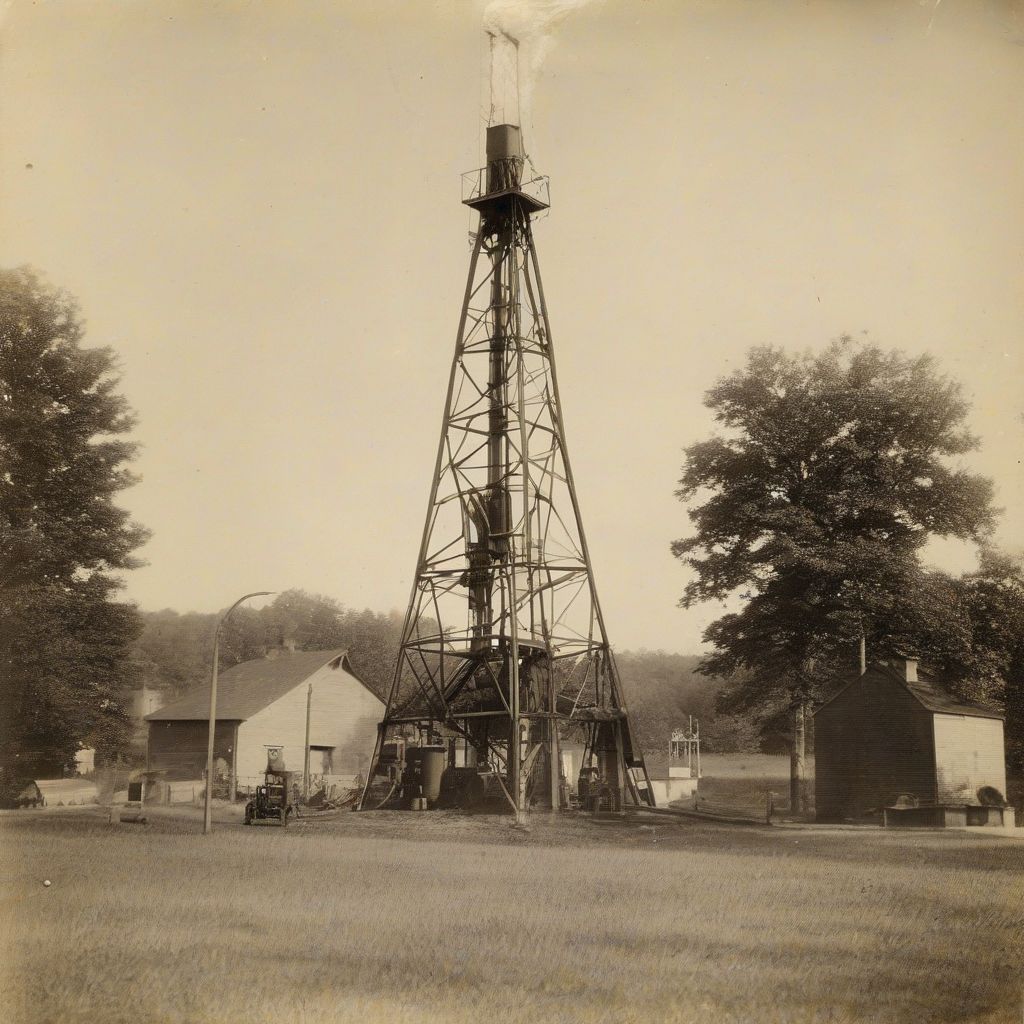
[2,0,1022,652]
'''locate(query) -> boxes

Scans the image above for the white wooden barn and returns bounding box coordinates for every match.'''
[145,648,383,795]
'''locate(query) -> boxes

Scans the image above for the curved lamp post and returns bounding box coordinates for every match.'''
[204,591,274,834]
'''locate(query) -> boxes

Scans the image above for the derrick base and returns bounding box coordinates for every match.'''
[360,642,651,814]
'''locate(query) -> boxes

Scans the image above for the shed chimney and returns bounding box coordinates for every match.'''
[904,658,918,683]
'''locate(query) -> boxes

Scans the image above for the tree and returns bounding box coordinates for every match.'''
[220,590,404,697]
[135,591,407,703]
[673,339,997,810]
[134,609,221,698]
[0,267,149,780]
[948,550,1024,776]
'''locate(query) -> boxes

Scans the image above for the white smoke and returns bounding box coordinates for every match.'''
[482,0,599,146]
[488,30,522,128]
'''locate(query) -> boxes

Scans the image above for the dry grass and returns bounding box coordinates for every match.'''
[2,805,1023,1024]
[690,753,809,817]
[698,753,801,779]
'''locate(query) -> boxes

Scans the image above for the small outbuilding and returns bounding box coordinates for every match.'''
[33,778,99,807]
[145,648,383,797]
[814,657,1010,824]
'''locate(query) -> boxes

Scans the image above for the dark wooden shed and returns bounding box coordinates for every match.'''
[813,658,1007,822]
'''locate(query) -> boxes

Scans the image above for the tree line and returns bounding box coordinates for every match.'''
[135,593,405,705]
[134,606,759,755]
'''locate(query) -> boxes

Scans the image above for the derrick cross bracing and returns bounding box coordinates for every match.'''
[358,124,655,815]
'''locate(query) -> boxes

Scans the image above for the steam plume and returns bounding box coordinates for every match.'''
[483,0,598,138]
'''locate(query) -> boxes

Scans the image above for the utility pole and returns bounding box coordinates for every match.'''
[204,591,273,835]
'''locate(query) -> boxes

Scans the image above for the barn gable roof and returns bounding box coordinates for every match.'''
[145,649,377,722]
[814,660,1003,721]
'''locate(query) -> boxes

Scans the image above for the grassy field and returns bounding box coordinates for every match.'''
[657,753,811,817]
[2,803,1023,1024]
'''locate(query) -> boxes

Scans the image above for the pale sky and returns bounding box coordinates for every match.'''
[2,0,1022,653]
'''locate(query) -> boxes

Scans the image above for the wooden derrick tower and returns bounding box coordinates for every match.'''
[358,109,654,816]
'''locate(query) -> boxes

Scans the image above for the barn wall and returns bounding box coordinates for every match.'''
[933,715,1006,803]
[815,673,935,820]
[147,720,236,779]
[236,661,382,782]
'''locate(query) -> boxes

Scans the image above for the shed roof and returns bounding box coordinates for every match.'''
[814,660,1003,721]
[145,649,375,722]
[35,779,99,804]
[902,673,1002,719]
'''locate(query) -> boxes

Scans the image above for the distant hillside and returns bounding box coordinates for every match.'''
[614,650,759,754]
[132,602,761,756]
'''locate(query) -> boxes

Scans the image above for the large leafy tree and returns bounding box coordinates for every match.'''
[950,550,1024,776]
[673,339,997,808]
[1,267,149,780]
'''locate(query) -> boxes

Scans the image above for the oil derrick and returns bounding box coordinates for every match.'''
[358,89,654,817]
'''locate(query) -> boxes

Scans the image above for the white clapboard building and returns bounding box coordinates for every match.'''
[145,648,383,795]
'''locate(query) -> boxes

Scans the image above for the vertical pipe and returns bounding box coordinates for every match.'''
[548,647,559,809]
[508,204,551,812]
[230,723,238,802]
[203,630,219,835]
[488,223,510,575]
[612,722,627,811]
[481,204,521,816]
[303,682,312,802]
[488,248,505,502]
[506,569,523,819]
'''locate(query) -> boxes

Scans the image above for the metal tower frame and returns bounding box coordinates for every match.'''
[358,125,654,815]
